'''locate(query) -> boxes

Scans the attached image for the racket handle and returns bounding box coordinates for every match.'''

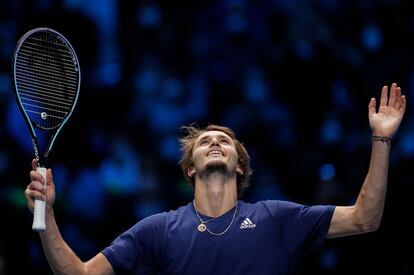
[32,167,47,231]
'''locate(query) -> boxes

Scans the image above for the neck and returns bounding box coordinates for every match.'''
[194,172,238,217]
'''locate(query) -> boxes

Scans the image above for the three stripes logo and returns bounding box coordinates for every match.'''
[240,218,256,229]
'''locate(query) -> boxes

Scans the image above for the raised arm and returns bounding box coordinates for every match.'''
[25,159,114,275]
[327,83,406,238]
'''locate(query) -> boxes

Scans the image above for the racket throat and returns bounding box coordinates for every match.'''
[43,150,50,166]
[31,138,50,167]
[31,138,44,166]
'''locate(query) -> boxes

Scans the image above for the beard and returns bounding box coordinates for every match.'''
[198,160,236,180]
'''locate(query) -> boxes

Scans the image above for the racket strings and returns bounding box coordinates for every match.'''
[15,74,77,99]
[16,86,75,104]
[15,56,78,82]
[15,31,79,129]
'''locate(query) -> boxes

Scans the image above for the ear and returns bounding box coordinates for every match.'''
[236,165,243,176]
[187,166,196,178]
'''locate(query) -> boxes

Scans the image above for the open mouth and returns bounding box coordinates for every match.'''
[208,150,223,157]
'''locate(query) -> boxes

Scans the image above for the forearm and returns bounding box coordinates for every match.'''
[39,209,87,275]
[329,84,405,238]
[353,140,390,231]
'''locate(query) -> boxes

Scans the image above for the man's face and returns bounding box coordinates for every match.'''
[189,131,241,178]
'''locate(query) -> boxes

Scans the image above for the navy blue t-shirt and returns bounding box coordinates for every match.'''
[101,200,335,275]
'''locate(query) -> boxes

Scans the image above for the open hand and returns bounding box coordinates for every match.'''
[368,83,406,138]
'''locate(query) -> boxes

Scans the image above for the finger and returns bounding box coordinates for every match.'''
[26,197,34,211]
[380,85,388,107]
[368,98,376,116]
[400,95,406,113]
[32,158,38,171]
[395,87,402,109]
[30,170,44,183]
[388,83,397,107]
[28,181,45,192]
[46,168,53,186]
[24,188,35,210]
[25,188,45,201]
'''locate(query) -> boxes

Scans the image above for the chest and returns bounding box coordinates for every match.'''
[161,215,289,275]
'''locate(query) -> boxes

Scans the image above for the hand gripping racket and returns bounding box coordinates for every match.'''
[11,27,80,231]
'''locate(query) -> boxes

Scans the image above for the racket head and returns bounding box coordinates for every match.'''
[12,27,81,132]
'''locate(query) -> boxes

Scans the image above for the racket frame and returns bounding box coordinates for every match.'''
[11,27,81,231]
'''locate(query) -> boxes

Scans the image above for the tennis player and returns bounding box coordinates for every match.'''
[25,83,406,274]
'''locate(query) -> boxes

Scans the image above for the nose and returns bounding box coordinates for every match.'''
[210,137,219,146]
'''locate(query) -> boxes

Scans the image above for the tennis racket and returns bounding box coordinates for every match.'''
[11,27,81,231]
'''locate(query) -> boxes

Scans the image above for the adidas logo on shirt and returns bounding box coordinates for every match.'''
[240,218,256,229]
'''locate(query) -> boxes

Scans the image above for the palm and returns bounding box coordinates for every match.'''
[368,83,406,138]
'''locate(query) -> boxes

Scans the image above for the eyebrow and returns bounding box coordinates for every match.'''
[198,134,232,143]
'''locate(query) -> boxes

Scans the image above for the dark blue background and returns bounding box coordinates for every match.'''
[0,0,413,274]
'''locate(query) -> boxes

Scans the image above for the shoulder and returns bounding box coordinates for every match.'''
[244,200,334,218]
[236,200,280,218]
[129,202,193,233]
[240,199,282,212]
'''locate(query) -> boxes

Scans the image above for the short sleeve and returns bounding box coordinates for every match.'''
[101,213,167,274]
[263,200,335,255]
